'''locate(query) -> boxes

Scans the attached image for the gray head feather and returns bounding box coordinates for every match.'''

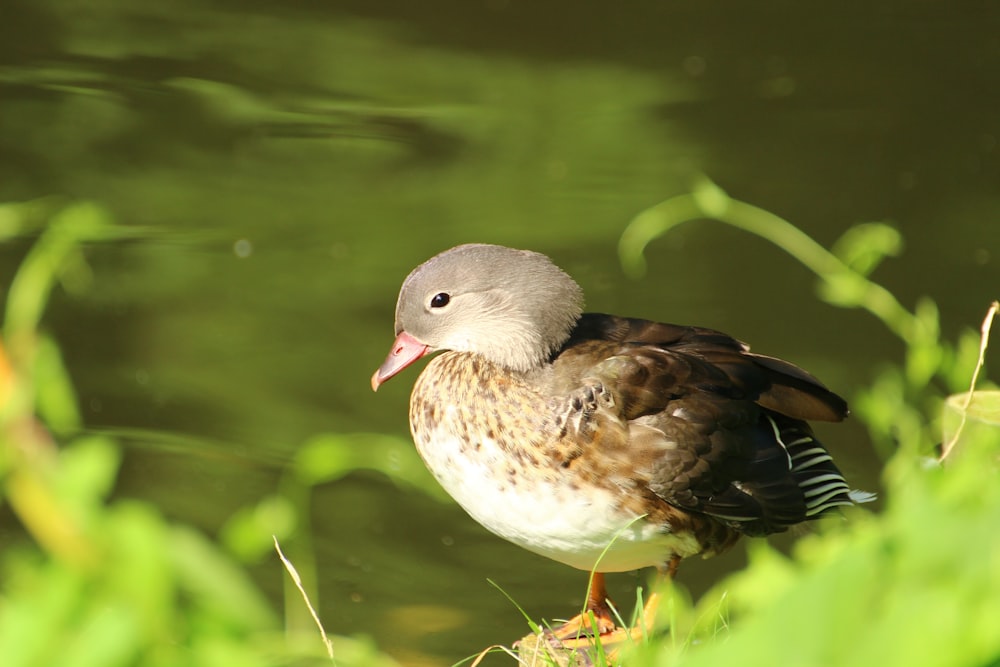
[394,244,584,371]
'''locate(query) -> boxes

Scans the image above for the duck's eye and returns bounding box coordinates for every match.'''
[430,292,451,308]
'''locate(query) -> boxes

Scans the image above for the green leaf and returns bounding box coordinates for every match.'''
[169,524,277,632]
[940,328,990,392]
[830,222,902,276]
[905,298,943,386]
[292,432,446,499]
[33,334,82,434]
[943,390,1000,453]
[59,604,141,667]
[57,435,122,510]
[98,501,175,635]
[4,201,116,340]
[220,494,297,562]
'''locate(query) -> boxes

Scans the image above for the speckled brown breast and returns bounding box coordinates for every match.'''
[407,351,739,572]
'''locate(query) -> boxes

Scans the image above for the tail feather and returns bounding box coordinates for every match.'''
[773,417,871,517]
[714,415,872,536]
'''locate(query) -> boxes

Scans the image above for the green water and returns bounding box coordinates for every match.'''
[2,1,998,664]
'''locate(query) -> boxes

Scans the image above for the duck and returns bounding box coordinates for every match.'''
[371,243,865,646]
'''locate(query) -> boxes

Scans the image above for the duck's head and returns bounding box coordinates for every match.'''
[371,243,583,390]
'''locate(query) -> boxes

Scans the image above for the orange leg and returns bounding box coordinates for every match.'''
[555,556,680,650]
[550,571,618,639]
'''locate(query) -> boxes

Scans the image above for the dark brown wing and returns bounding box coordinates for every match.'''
[551,313,854,536]
[557,314,847,422]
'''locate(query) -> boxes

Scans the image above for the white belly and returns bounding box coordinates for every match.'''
[415,430,698,573]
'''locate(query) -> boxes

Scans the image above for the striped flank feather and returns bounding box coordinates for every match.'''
[769,415,863,517]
